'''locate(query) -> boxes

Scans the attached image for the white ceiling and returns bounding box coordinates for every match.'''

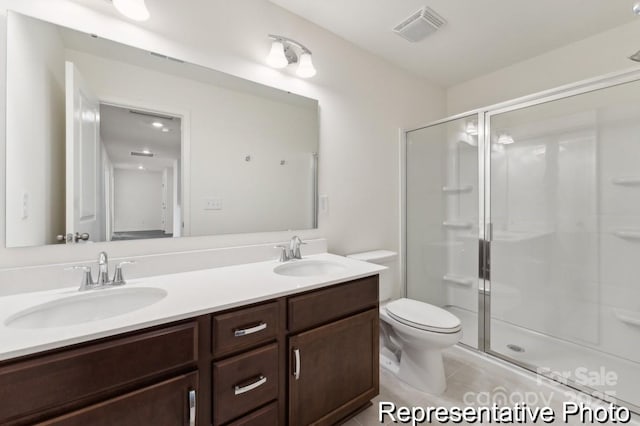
[100,104,181,171]
[269,0,637,87]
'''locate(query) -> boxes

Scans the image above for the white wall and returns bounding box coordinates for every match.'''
[114,168,163,232]
[65,48,318,236]
[447,19,640,115]
[5,12,65,247]
[0,1,444,285]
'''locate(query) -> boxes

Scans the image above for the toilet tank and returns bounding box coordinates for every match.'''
[347,250,398,302]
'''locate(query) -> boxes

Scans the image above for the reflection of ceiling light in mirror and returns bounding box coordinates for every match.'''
[465,121,478,136]
[497,134,515,145]
[142,149,151,154]
[138,165,144,170]
[152,121,163,128]
[113,0,150,21]
[634,1,640,15]
[161,128,170,133]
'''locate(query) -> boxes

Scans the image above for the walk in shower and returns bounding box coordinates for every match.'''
[405,70,640,412]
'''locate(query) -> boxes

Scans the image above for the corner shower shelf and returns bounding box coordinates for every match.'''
[613,230,640,241]
[614,308,640,328]
[443,274,474,287]
[442,221,473,230]
[442,185,473,194]
[612,177,640,186]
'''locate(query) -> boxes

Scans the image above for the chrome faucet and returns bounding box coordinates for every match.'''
[67,252,136,291]
[275,236,306,262]
[97,251,110,285]
[289,235,305,260]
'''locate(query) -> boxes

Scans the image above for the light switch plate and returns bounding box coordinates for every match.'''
[204,198,223,210]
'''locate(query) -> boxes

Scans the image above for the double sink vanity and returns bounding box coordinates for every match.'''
[0,246,384,425]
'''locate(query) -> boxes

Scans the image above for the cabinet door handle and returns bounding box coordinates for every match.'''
[234,375,267,395]
[188,389,196,426]
[233,322,267,337]
[293,348,301,380]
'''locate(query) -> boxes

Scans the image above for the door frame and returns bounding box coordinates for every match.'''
[98,96,191,238]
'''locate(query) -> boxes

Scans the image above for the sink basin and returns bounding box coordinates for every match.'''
[4,287,167,329]
[273,259,347,277]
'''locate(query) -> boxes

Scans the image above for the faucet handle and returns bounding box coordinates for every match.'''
[292,237,306,259]
[274,245,289,262]
[65,265,95,291]
[112,261,136,286]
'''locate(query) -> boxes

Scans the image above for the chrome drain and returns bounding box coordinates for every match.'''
[507,344,525,353]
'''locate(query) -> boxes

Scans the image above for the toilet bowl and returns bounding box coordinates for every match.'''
[347,250,462,395]
[381,298,462,394]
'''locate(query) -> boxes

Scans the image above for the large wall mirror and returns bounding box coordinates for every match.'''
[5,12,319,248]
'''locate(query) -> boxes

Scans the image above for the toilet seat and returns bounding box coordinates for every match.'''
[385,298,462,334]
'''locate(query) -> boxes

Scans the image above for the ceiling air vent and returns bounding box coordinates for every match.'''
[393,7,446,43]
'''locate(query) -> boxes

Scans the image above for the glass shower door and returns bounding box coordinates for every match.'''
[487,79,640,411]
[406,115,480,348]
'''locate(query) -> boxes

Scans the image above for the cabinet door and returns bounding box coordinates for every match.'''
[41,372,198,426]
[289,309,379,426]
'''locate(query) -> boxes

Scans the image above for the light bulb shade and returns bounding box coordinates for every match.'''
[113,0,150,21]
[266,41,289,69]
[296,52,316,78]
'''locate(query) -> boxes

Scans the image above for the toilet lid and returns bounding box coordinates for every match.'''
[385,298,462,333]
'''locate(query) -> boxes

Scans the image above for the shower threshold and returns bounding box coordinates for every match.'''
[446,305,640,412]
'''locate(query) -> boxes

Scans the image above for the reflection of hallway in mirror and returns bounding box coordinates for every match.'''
[100,103,182,242]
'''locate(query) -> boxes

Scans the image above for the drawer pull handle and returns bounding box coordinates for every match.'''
[188,389,196,426]
[234,322,267,337]
[293,348,301,380]
[234,375,267,395]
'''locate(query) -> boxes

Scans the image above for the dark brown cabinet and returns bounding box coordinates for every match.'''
[288,309,379,426]
[0,274,379,426]
[40,372,198,426]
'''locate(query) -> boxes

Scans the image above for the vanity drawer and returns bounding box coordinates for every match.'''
[213,301,278,357]
[288,275,379,333]
[226,401,278,426]
[0,322,198,425]
[212,343,278,425]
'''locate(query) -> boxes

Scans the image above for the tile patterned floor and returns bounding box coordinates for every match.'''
[344,345,640,425]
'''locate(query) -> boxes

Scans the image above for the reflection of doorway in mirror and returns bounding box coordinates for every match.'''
[99,103,182,241]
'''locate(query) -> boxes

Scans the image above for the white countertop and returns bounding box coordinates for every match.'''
[0,253,384,362]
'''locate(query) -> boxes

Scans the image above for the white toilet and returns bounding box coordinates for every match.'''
[348,250,462,395]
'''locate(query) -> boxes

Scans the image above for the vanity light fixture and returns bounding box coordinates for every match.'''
[266,35,317,78]
[112,0,150,22]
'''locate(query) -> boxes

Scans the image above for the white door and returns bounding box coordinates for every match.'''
[65,61,100,243]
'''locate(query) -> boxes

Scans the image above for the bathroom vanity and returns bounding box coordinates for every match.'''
[0,255,383,426]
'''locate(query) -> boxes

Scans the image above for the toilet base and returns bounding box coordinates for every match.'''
[396,346,447,395]
[380,349,400,375]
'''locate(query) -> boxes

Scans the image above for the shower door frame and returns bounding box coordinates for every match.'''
[403,66,640,414]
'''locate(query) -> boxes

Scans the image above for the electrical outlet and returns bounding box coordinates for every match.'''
[319,195,328,214]
[204,198,223,210]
